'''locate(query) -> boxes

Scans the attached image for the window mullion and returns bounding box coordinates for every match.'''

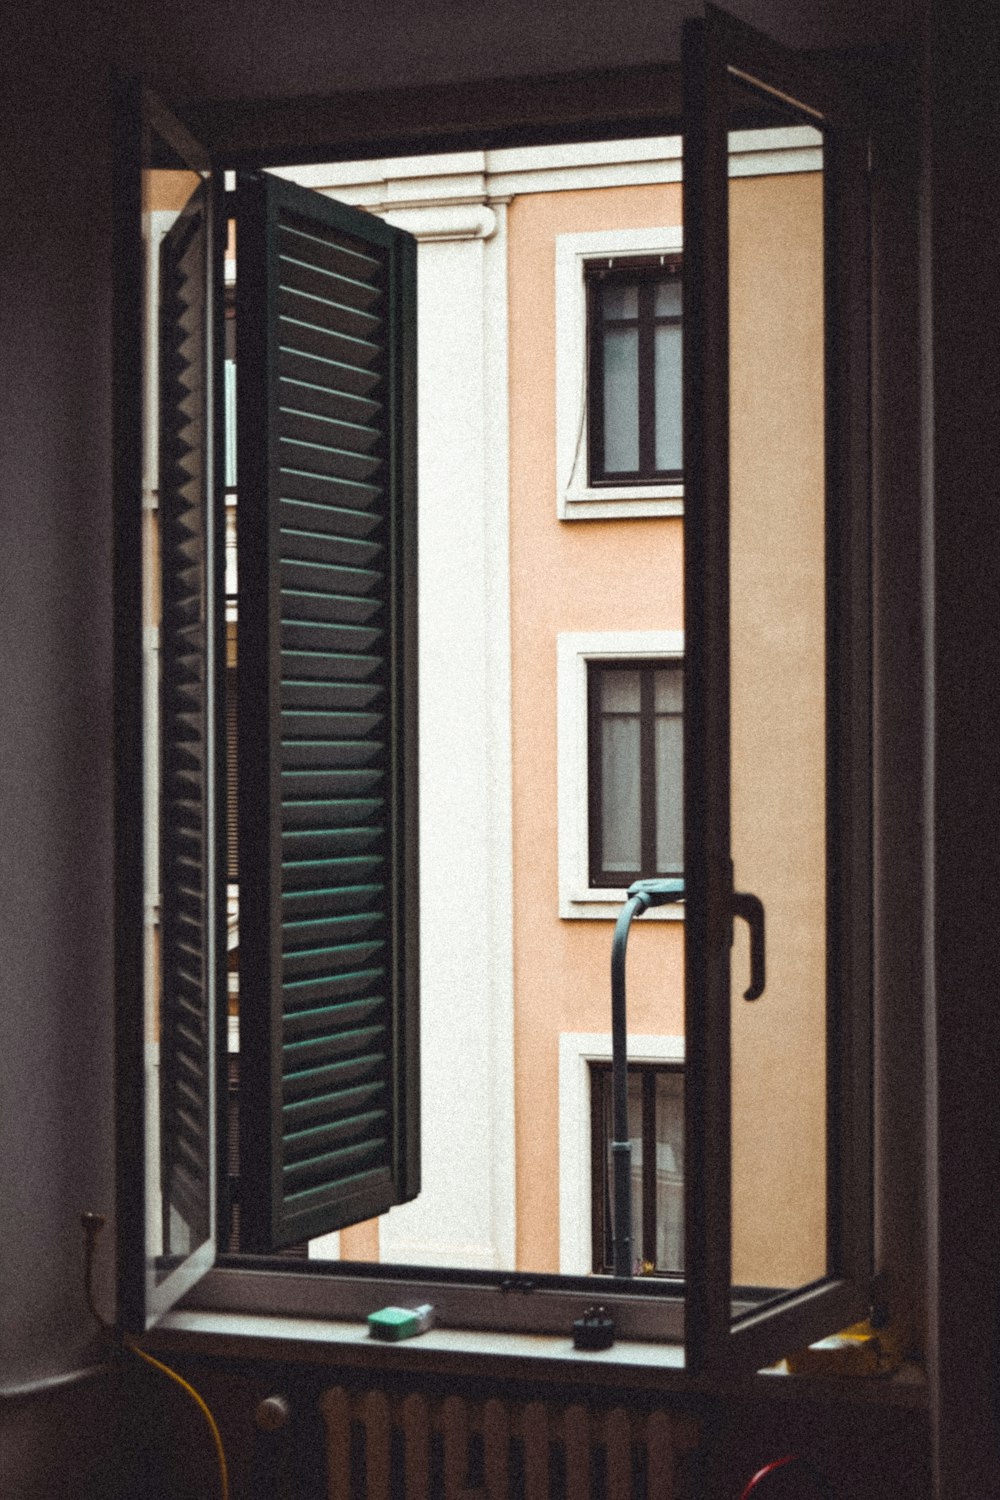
[637,280,656,477]
[587,663,603,885]
[641,1067,657,1268]
[587,279,605,484]
[639,666,656,875]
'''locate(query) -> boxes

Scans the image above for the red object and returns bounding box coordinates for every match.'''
[740,1455,835,1499]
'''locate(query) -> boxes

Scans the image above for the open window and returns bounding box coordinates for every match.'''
[116,2,874,1370]
[681,5,873,1373]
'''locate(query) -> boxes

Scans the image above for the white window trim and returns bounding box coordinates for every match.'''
[558,1031,685,1275]
[557,630,685,919]
[555,226,684,521]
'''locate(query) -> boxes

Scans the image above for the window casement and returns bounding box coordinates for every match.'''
[586,259,683,487]
[587,658,683,889]
[115,3,875,1376]
[590,1061,684,1277]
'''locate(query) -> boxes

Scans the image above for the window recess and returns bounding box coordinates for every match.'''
[115,3,875,1370]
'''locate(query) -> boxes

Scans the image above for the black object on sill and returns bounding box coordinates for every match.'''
[498,1274,537,1295]
[573,1305,615,1351]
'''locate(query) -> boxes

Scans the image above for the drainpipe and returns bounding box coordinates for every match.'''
[610,877,685,1280]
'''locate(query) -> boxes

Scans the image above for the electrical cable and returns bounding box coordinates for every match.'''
[126,1343,230,1500]
[81,1211,230,1500]
[740,1454,836,1499]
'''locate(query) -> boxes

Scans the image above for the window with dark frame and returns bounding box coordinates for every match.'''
[590,1061,684,1276]
[586,258,682,486]
[119,17,875,1362]
[587,658,683,888]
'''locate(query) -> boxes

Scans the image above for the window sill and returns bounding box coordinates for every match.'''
[560,488,683,522]
[154,1307,686,1389]
[149,1307,927,1408]
[560,890,685,920]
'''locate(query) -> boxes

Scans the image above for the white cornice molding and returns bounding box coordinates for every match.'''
[376,201,499,242]
[271,126,820,208]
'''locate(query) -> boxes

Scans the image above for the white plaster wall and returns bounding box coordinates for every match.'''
[375,205,516,1270]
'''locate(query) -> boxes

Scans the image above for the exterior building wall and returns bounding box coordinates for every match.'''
[728,169,827,1288]
[507,168,826,1286]
[506,180,686,1276]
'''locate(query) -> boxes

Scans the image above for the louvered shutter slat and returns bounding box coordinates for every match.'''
[156,179,222,1259]
[237,173,418,1251]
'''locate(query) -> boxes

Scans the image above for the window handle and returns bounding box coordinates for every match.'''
[731,891,766,1001]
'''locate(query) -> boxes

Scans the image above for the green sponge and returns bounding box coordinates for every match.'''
[367,1304,434,1341]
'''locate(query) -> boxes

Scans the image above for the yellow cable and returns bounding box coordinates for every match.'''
[80,1212,229,1500]
[126,1342,230,1500]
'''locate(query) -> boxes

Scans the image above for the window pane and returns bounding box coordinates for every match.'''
[601,716,641,872]
[601,667,641,712]
[655,712,683,872]
[655,277,682,317]
[655,1072,684,1272]
[653,665,682,713]
[603,1074,643,1274]
[603,283,639,320]
[654,323,683,472]
[603,326,640,471]
[224,359,236,488]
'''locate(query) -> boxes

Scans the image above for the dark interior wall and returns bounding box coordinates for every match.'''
[4,0,995,1497]
[925,5,1000,1494]
[0,18,117,1395]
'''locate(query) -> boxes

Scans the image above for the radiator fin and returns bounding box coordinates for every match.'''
[317,1384,699,1500]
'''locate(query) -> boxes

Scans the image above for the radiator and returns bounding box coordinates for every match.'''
[317,1385,699,1500]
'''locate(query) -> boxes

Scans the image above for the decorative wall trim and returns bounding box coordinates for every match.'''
[272,126,818,204]
[380,202,499,242]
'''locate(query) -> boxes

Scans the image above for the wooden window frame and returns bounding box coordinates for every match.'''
[587,657,683,888]
[589,1060,685,1277]
[586,258,683,487]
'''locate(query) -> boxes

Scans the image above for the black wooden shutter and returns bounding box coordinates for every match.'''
[157,180,221,1260]
[235,171,419,1251]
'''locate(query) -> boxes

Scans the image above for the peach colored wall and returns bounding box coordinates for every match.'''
[508,171,827,1288]
[147,168,201,213]
[729,170,827,1288]
[507,183,686,1275]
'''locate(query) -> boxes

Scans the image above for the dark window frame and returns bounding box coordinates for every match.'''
[586,257,683,487]
[587,657,683,888]
[115,19,877,1361]
[590,1060,685,1277]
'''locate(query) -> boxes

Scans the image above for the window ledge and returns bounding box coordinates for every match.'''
[561,891,685,921]
[149,1308,927,1408]
[154,1308,685,1388]
[561,489,684,521]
